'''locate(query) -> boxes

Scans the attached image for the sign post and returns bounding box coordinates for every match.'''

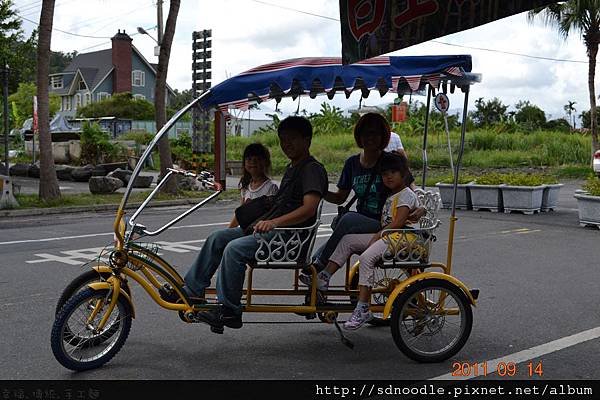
[434,92,454,174]
[192,29,212,156]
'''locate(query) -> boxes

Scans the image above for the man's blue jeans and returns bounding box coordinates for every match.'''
[184,227,270,315]
[312,211,381,269]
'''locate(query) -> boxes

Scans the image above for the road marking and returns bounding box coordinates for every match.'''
[1,213,338,246]
[24,230,336,265]
[430,326,600,380]
[0,221,230,246]
[454,228,541,243]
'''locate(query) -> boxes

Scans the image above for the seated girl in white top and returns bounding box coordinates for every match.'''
[229,143,278,228]
[311,152,421,329]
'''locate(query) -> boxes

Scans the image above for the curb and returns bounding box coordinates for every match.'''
[0,197,238,218]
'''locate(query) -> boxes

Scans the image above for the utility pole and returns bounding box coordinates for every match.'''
[1,62,18,209]
[2,63,8,174]
[157,0,164,45]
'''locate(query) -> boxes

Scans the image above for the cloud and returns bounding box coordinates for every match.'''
[11,0,599,120]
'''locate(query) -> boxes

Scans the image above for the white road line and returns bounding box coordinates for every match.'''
[1,214,338,246]
[430,326,600,380]
[0,221,230,245]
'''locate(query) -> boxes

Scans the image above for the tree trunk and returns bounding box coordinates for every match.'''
[37,0,60,200]
[155,0,180,194]
[588,40,600,162]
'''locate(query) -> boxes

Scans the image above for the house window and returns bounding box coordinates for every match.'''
[133,94,146,100]
[50,76,63,89]
[74,94,81,110]
[97,92,111,102]
[78,79,87,90]
[84,92,91,105]
[65,96,72,111]
[132,70,145,87]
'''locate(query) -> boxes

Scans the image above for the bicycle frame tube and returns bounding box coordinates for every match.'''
[113,91,212,245]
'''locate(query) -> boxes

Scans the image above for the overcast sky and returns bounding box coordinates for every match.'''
[12,0,593,122]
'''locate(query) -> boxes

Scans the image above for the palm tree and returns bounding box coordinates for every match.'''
[36,0,60,200]
[564,100,577,129]
[155,0,180,194]
[529,2,600,161]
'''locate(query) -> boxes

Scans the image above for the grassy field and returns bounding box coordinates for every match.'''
[227,129,593,179]
[13,189,240,209]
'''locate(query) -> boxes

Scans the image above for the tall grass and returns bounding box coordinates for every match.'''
[227,129,592,176]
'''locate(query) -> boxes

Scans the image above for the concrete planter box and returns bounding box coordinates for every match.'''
[574,192,600,228]
[468,184,503,212]
[500,185,545,214]
[541,184,563,212]
[435,183,472,210]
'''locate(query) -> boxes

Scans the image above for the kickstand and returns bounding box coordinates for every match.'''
[333,317,354,349]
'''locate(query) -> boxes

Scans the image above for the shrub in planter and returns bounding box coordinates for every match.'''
[500,173,546,215]
[469,173,505,212]
[435,174,475,210]
[574,176,600,228]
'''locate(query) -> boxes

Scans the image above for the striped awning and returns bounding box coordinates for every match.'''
[198,55,478,114]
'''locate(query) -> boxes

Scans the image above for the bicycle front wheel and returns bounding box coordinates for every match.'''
[51,287,132,371]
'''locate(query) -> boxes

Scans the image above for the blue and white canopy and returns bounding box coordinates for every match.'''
[198,55,479,115]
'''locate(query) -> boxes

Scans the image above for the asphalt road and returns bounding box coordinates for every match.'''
[1,183,599,380]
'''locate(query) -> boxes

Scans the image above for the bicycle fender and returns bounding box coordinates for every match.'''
[92,264,112,274]
[382,272,476,319]
[87,281,136,319]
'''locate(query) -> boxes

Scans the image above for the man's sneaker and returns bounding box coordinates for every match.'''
[299,271,330,291]
[298,272,312,287]
[159,283,206,305]
[158,283,180,303]
[343,306,373,330]
[194,307,243,333]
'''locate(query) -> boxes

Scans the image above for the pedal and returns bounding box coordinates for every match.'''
[469,288,480,300]
[332,317,354,350]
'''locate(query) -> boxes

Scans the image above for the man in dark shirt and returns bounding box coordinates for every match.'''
[180,116,328,332]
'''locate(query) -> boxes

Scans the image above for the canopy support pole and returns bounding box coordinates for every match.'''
[214,110,226,190]
[446,86,470,275]
[421,86,432,189]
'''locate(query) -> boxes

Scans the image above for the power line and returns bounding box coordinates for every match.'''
[248,0,339,21]
[77,25,157,52]
[430,40,587,64]
[247,0,588,64]
[17,13,114,39]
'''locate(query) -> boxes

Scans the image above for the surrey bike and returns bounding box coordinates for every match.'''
[51,55,480,370]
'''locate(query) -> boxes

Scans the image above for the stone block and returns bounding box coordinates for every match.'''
[89,176,124,194]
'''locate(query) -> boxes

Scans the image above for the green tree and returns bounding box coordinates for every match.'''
[309,102,349,135]
[49,50,77,74]
[579,106,600,129]
[169,88,193,110]
[529,1,600,161]
[514,100,547,130]
[0,0,38,92]
[8,82,60,128]
[469,97,508,127]
[564,100,577,129]
[77,92,154,120]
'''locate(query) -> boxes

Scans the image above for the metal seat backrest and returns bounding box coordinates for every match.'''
[381,189,441,267]
[254,199,324,268]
